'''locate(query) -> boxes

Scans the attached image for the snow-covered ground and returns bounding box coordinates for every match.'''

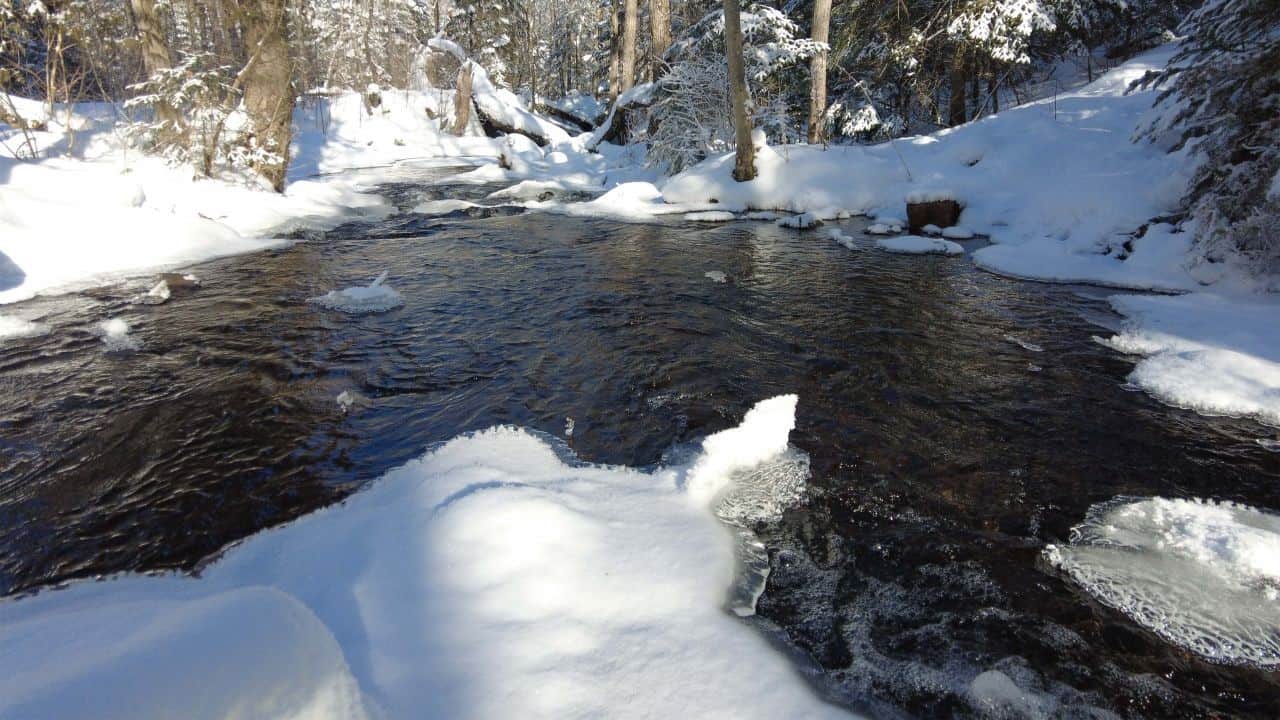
[0,88,544,305]
[0,396,857,720]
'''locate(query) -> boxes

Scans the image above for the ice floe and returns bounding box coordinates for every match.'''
[308,272,404,314]
[1044,496,1280,668]
[875,236,964,256]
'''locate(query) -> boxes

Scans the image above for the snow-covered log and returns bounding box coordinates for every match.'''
[587,82,656,150]
[531,102,594,133]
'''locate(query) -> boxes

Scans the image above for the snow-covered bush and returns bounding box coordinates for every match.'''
[1136,0,1280,277]
[124,53,282,183]
[646,4,822,173]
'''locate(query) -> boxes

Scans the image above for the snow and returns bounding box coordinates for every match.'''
[97,318,139,351]
[704,270,728,283]
[942,226,975,239]
[905,189,957,204]
[1098,293,1280,426]
[876,236,964,256]
[865,223,899,236]
[414,198,480,215]
[1044,497,1280,668]
[686,211,736,222]
[308,272,404,314]
[920,223,943,236]
[0,396,855,720]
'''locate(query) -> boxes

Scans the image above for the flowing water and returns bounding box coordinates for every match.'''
[1,164,1278,718]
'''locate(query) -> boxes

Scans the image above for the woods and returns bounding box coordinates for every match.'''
[0,0,1276,271]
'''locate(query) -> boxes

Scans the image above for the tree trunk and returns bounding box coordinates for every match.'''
[806,0,832,144]
[948,48,967,127]
[724,0,755,182]
[607,0,622,101]
[619,0,639,94]
[649,0,671,78]
[239,0,294,192]
[131,0,173,75]
[453,62,473,135]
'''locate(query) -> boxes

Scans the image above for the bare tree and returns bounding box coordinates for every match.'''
[453,62,473,135]
[649,0,671,78]
[806,0,831,144]
[619,0,639,94]
[239,0,293,191]
[723,0,755,181]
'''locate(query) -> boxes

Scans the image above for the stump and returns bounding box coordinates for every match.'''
[906,200,961,231]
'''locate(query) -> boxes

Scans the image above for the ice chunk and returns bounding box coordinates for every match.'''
[336,390,355,412]
[968,670,1051,718]
[864,223,898,236]
[704,270,728,283]
[1004,335,1044,353]
[942,226,975,239]
[686,211,737,222]
[98,318,139,351]
[875,236,964,256]
[0,315,48,341]
[744,211,780,221]
[308,273,403,314]
[920,223,943,236]
[1045,497,1280,668]
[826,228,856,250]
[776,212,821,229]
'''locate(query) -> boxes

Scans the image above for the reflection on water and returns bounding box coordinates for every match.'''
[0,167,1277,717]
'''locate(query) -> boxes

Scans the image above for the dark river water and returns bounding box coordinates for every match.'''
[1,164,1278,718]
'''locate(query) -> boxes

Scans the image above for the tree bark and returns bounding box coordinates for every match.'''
[239,0,294,192]
[131,0,173,76]
[453,62,473,135]
[806,0,832,144]
[619,0,639,94]
[724,0,755,182]
[607,0,622,101]
[649,0,671,78]
[948,48,967,127]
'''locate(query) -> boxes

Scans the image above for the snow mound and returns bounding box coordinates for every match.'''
[876,236,964,256]
[97,318,139,351]
[686,211,736,222]
[0,396,847,719]
[1044,497,1280,668]
[776,212,821,229]
[0,315,47,341]
[704,270,728,283]
[865,223,899,236]
[942,226,975,239]
[308,272,404,314]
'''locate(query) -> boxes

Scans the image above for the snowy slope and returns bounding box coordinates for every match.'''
[0,90,515,305]
[0,396,856,720]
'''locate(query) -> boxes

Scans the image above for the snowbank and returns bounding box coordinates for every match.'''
[1045,497,1280,668]
[1100,293,1280,426]
[0,87,526,305]
[0,396,855,720]
[661,45,1190,291]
